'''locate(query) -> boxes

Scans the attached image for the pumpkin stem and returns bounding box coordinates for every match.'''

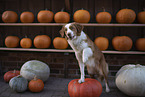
[81,8,84,10]
[13,70,16,73]
[25,35,27,38]
[102,7,106,12]
[34,75,37,81]
[45,8,48,10]
[61,8,64,12]
[135,64,141,67]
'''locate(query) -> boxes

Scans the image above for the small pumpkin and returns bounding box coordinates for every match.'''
[4,70,20,83]
[34,35,51,49]
[37,10,54,23]
[20,11,34,23]
[5,36,20,48]
[94,37,109,51]
[20,60,50,82]
[116,9,136,23]
[73,9,91,23]
[68,78,102,97]
[53,37,68,49]
[135,38,145,51]
[2,11,18,23]
[115,64,145,96]
[20,37,32,48]
[54,10,70,23]
[28,76,44,92]
[137,9,145,24]
[96,8,112,23]
[112,36,133,51]
[9,75,28,92]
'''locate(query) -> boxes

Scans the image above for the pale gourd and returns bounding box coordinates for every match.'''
[9,75,28,92]
[115,64,145,96]
[20,60,50,82]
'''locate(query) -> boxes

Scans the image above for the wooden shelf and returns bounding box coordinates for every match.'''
[0,47,145,54]
[0,23,145,27]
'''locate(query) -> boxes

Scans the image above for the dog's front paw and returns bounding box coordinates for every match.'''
[78,79,85,83]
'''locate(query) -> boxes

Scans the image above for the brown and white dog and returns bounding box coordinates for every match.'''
[59,22,110,92]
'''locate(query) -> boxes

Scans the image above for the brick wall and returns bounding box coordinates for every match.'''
[0,51,144,78]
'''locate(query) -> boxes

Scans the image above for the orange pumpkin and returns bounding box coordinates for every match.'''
[54,11,70,23]
[137,10,145,24]
[53,37,68,49]
[2,11,18,23]
[68,78,102,97]
[34,35,51,48]
[28,76,44,92]
[96,8,112,23]
[37,10,54,23]
[20,37,32,48]
[94,37,109,51]
[116,9,136,23]
[5,36,20,48]
[4,70,20,83]
[73,9,91,23]
[112,36,133,51]
[20,11,34,23]
[135,38,145,51]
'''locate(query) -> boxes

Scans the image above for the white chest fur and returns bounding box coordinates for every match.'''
[68,31,88,52]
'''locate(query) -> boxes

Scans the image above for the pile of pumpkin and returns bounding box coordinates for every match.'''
[2,8,145,23]
[3,60,50,93]
[5,35,145,51]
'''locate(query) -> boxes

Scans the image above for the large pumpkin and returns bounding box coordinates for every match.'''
[37,10,54,23]
[96,8,112,23]
[2,11,18,23]
[112,36,133,51]
[53,37,68,49]
[54,11,70,23]
[20,37,32,48]
[135,38,145,51]
[116,9,136,23]
[9,75,28,92]
[68,78,102,97]
[20,11,34,23]
[137,10,145,24]
[4,70,20,83]
[115,64,145,96]
[94,37,109,51]
[28,76,44,92]
[73,9,91,23]
[34,35,51,48]
[20,60,50,82]
[5,36,20,48]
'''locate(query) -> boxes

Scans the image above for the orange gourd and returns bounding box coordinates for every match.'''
[135,38,145,51]
[37,10,54,23]
[20,37,32,48]
[5,36,20,48]
[96,8,112,23]
[4,70,20,83]
[137,9,145,24]
[73,9,91,23]
[116,9,136,23]
[34,35,51,48]
[54,11,70,23]
[28,76,44,92]
[53,37,68,49]
[94,37,109,51]
[20,11,34,23]
[2,11,18,23]
[112,36,133,51]
[68,78,102,97]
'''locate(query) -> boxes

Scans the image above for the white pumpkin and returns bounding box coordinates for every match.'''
[20,60,50,82]
[115,64,145,96]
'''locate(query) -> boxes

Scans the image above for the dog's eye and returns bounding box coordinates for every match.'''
[65,28,67,31]
[69,26,74,30]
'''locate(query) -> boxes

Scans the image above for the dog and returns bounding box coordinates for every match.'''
[59,22,110,92]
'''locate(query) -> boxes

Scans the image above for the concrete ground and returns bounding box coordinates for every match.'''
[0,77,129,97]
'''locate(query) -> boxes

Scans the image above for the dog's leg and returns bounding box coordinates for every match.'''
[82,48,93,63]
[78,62,85,83]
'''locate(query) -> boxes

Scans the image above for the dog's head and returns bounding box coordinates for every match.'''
[59,22,84,40]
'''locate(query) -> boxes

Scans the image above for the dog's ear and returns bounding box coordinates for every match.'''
[72,22,84,35]
[59,25,65,37]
